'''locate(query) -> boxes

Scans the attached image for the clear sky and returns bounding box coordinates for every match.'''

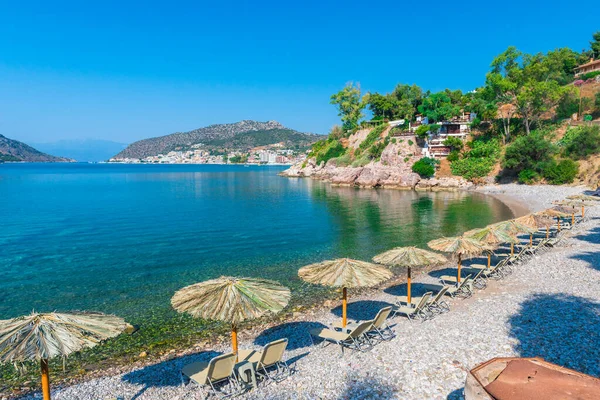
[1,1,598,144]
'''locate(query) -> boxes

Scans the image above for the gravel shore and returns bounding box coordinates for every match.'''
[16,184,600,400]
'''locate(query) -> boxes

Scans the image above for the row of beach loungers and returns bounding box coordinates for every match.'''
[179,219,575,398]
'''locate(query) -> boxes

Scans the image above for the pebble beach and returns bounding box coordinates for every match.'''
[16,184,600,400]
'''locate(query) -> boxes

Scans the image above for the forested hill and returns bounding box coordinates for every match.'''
[113,120,321,159]
[0,134,72,162]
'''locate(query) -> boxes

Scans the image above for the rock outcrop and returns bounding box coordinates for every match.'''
[280,130,473,190]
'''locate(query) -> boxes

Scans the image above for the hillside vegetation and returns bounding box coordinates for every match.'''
[306,30,600,187]
[114,120,321,159]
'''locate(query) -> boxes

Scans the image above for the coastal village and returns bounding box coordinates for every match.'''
[109,143,307,165]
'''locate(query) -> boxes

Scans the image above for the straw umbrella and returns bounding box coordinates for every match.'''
[298,258,393,327]
[537,208,572,232]
[0,312,127,400]
[490,220,537,255]
[427,237,491,283]
[464,226,517,267]
[372,247,447,303]
[515,214,540,247]
[566,194,600,218]
[555,200,593,224]
[171,276,290,358]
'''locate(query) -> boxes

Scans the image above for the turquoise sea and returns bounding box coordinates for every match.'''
[0,163,513,321]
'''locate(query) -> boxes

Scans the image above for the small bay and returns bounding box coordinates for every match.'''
[0,163,513,322]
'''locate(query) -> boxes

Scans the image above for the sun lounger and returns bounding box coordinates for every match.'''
[392,292,433,322]
[336,306,394,341]
[309,319,374,354]
[181,352,242,397]
[427,286,450,314]
[238,339,290,382]
[445,275,473,298]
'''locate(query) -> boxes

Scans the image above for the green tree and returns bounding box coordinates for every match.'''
[502,131,556,173]
[417,92,461,122]
[330,82,366,131]
[365,92,398,120]
[591,31,600,59]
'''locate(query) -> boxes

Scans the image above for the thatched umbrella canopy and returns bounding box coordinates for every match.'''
[372,247,447,302]
[0,312,127,400]
[172,276,290,357]
[515,214,541,247]
[555,199,594,222]
[566,194,600,202]
[427,237,491,282]
[490,220,538,255]
[537,208,573,232]
[298,258,393,327]
[464,226,517,267]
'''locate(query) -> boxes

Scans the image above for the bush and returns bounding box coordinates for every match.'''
[368,141,387,160]
[503,131,556,173]
[542,159,579,184]
[414,125,430,138]
[408,140,414,146]
[596,92,600,109]
[310,139,346,165]
[447,150,460,162]
[330,152,353,167]
[518,169,539,184]
[351,155,371,167]
[356,124,387,155]
[556,92,580,120]
[412,157,438,178]
[443,137,463,151]
[561,126,600,159]
[451,157,495,180]
[580,71,600,80]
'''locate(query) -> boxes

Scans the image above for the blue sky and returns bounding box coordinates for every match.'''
[1,1,598,144]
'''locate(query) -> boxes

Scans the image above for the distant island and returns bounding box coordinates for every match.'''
[0,134,72,162]
[110,120,322,165]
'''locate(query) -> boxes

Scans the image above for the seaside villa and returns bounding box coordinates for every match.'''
[574,58,600,77]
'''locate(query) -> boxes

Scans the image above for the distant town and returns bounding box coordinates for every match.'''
[109,142,308,165]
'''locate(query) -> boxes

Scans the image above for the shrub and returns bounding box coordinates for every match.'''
[556,92,580,120]
[561,126,600,159]
[580,71,600,80]
[502,131,556,173]
[310,139,346,165]
[412,157,438,178]
[414,125,430,138]
[351,155,371,167]
[447,150,460,162]
[408,140,414,146]
[518,169,539,184]
[403,157,410,162]
[596,92,600,108]
[330,152,353,166]
[368,141,387,160]
[356,124,387,155]
[443,137,463,151]
[542,159,579,184]
[391,138,397,144]
[451,157,495,180]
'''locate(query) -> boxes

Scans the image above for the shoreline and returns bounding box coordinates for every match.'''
[4,184,590,399]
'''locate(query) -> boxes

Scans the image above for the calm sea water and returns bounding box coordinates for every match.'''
[0,163,513,321]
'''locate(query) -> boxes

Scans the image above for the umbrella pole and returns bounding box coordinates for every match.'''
[572,213,575,226]
[529,234,532,248]
[546,226,549,239]
[558,217,561,232]
[342,287,347,327]
[511,243,514,256]
[582,205,585,219]
[457,253,462,283]
[231,324,238,361]
[407,267,412,304]
[41,359,51,400]
[487,253,491,269]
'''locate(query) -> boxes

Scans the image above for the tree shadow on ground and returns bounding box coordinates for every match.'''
[508,293,600,377]
[337,376,398,399]
[121,350,222,399]
[446,388,464,399]
[572,226,600,245]
[569,251,600,272]
[330,300,394,322]
[254,321,327,351]
[384,282,439,297]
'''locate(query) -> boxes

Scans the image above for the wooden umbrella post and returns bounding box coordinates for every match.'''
[557,217,561,232]
[231,324,238,361]
[572,213,575,226]
[457,253,462,283]
[487,253,491,269]
[41,358,51,400]
[582,205,585,219]
[342,287,348,327]
[546,226,549,239]
[529,234,533,248]
[511,243,514,256]
[407,267,412,304]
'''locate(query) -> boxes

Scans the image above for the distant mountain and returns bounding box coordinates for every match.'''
[0,134,72,162]
[112,120,322,160]
[32,139,128,163]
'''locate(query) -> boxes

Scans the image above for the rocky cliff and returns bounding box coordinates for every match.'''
[281,127,472,190]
